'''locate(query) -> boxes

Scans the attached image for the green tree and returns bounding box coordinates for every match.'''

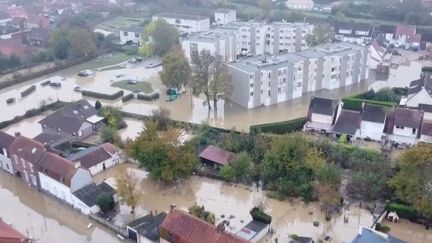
[388,145,432,223]
[141,19,179,57]
[49,29,70,59]
[99,106,123,129]
[151,107,171,130]
[258,0,272,17]
[188,204,216,224]
[220,151,253,183]
[101,126,120,144]
[208,55,231,116]
[116,169,140,214]
[159,46,191,89]
[69,28,97,57]
[95,100,102,110]
[127,121,198,183]
[306,24,333,47]
[97,192,115,212]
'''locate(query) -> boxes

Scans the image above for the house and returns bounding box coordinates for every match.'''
[0,131,15,174]
[334,22,373,45]
[0,38,32,59]
[8,133,46,187]
[384,107,423,146]
[119,26,143,45]
[5,5,28,20]
[38,152,93,206]
[393,24,421,47]
[152,13,210,34]
[369,36,391,70]
[72,181,117,215]
[25,28,51,46]
[0,10,11,26]
[160,209,247,243]
[419,104,432,143]
[67,142,121,175]
[304,97,342,133]
[0,218,31,243]
[214,9,236,25]
[235,220,269,243]
[38,100,104,140]
[27,14,51,29]
[285,0,314,10]
[127,212,167,243]
[376,25,396,42]
[199,145,235,168]
[359,104,387,141]
[33,132,71,154]
[400,75,432,108]
[332,110,361,141]
[352,226,406,243]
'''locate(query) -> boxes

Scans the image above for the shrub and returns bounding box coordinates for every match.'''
[250,117,306,134]
[342,97,395,111]
[250,207,272,224]
[21,85,36,97]
[122,93,134,102]
[375,223,390,233]
[81,90,124,100]
[387,202,418,220]
[97,193,115,213]
[137,92,159,101]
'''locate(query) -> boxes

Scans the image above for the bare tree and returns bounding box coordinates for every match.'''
[116,169,140,214]
[209,56,231,116]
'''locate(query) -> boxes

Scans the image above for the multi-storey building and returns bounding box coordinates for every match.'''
[215,9,236,25]
[226,43,369,109]
[152,12,210,34]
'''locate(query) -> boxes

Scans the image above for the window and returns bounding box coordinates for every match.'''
[250,74,254,79]
[123,31,128,36]
[250,83,253,88]
[6,164,9,170]
[412,128,416,134]
[250,92,253,96]
[268,90,271,97]
[21,159,26,168]
[268,73,271,78]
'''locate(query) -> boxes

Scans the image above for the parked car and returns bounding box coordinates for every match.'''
[128,58,137,63]
[74,86,82,92]
[127,80,138,85]
[77,70,93,77]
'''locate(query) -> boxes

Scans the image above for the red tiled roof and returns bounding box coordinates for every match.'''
[38,152,76,187]
[0,218,30,243]
[28,14,51,29]
[199,145,235,166]
[0,39,31,59]
[6,6,28,19]
[160,209,247,243]
[395,24,421,43]
[8,135,46,166]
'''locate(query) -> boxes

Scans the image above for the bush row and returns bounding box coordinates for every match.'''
[137,93,159,101]
[387,202,418,220]
[250,207,272,224]
[122,93,134,103]
[21,85,36,98]
[250,117,306,134]
[342,97,395,111]
[81,90,124,100]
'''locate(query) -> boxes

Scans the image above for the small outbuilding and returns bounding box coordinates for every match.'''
[199,145,236,168]
[127,212,167,243]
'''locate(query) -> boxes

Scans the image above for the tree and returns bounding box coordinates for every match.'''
[188,204,216,224]
[116,169,140,214]
[220,151,253,183]
[101,126,121,144]
[388,145,432,223]
[97,192,115,213]
[315,163,342,220]
[151,107,171,130]
[191,51,231,114]
[141,19,179,57]
[99,106,123,129]
[306,24,333,47]
[49,29,70,59]
[69,28,97,58]
[258,0,272,17]
[127,121,198,183]
[159,46,191,90]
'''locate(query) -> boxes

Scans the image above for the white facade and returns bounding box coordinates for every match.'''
[215,9,236,25]
[70,167,93,192]
[88,153,120,176]
[39,172,76,205]
[285,0,314,10]
[0,148,13,174]
[388,126,419,145]
[359,121,385,141]
[0,17,11,26]
[152,13,210,34]
[120,31,141,45]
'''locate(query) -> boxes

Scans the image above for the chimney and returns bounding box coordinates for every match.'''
[170,204,176,212]
[75,161,81,169]
[15,132,21,137]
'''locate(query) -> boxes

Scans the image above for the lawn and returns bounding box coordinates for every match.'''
[62,52,133,76]
[95,16,147,33]
[111,80,153,94]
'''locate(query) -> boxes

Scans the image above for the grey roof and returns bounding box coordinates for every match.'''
[407,84,422,95]
[228,53,306,73]
[73,182,116,207]
[184,29,235,44]
[216,8,235,14]
[394,108,423,129]
[352,227,406,243]
[0,131,14,149]
[243,220,268,233]
[308,96,339,116]
[124,25,144,34]
[33,132,67,145]
[333,110,361,136]
[362,104,387,123]
[154,12,208,21]
[66,143,117,169]
[335,21,372,38]
[39,100,97,135]
[128,212,167,241]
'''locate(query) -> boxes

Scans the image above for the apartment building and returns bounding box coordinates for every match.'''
[226,43,369,109]
[152,12,210,34]
[181,29,237,63]
[215,9,236,25]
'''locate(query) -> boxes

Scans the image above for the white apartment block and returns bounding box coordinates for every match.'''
[152,12,210,34]
[215,9,236,25]
[226,43,369,109]
[181,29,237,63]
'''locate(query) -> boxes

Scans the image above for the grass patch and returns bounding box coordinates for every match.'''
[112,80,153,93]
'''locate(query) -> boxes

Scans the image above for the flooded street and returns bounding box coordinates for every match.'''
[0,171,127,243]
[95,163,374,243]
[382,219,432,243]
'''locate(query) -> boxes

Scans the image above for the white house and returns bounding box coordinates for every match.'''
[127,212,167,243]
[38,152,93,208]
[152,12,210,34]
[214,9,236,25]
[119,26,144,45]
[334,22,373,45]
[0,11,12,26]
[67,143,121,176]
[285,0,314,10]
[304,97,342,133]
[400,76,432,108]
[72,182,118,215]
[359,104,387,141]
[0,131,15,175]
[384,107,423,146]
[332,110,361,141]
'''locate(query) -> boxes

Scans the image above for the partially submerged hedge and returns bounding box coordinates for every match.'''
[81,90,124,100]
[387,202,418,220]
[122,93,134,103]
[137,92,159,101]
[250,207,272,224]
[250,117,306,134]
[21,85,36,98]
[342,97,395,111]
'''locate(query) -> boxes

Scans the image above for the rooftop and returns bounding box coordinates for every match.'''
[153,12,209,21]
[128,212,167,241]
[362,104,387,123]
[199,145,235,166]
[38,152,76,187]
[184,29,236,43]
[73,182,116,207]
[215,8,235,14]
[236,220,268,241]
[33,132,67,146]
[0,218,30,243]
[352,226,406,243]
[0,131,14,149]
[308,96,339,116]
[8,135,46,165]
[67,143,118,169]
[333,110,361,136]
[394,108,423,129]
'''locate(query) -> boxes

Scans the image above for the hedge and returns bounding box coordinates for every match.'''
[81,90,124,100]
[122,93,134,102]
[137,92,159,101]
[342,97,395,111]
[250,117,306,134]
[21,85,36,98]
[250,207,272,224]
[387,202,418,220]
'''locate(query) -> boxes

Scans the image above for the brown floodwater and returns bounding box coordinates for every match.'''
[382,219,432,243]
[94,163,374,243]
[0,171,128,243]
